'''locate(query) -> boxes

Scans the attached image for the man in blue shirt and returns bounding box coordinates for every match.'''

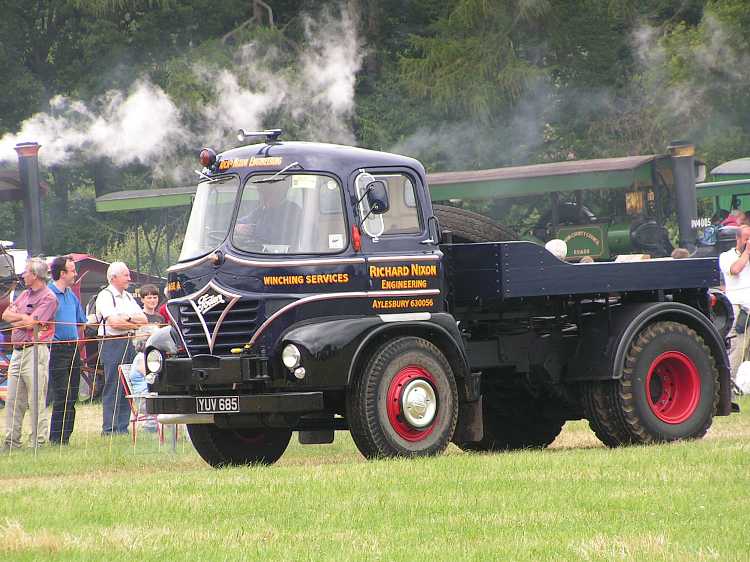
[48,255,87,444]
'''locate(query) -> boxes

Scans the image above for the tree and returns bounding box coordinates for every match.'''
[399,0,552,122]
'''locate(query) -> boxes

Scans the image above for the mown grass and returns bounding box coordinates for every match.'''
[1,398,749,561]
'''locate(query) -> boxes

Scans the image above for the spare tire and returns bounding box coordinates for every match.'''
[432,204,517,243]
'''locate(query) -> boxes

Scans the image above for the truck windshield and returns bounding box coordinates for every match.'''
[233,174,348,254]
[179,176,240,261]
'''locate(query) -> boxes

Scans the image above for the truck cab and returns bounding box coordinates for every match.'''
[147,135,466,464]
[145,133,733,467]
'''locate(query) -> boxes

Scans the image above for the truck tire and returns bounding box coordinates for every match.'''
[432,204,517,243]
[187,424,292,467]
[346,336,458,459]
[584,321,719,447]
[458,381,565,451]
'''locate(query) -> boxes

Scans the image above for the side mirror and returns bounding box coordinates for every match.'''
[424,215,442,245]
[365,180,389,215]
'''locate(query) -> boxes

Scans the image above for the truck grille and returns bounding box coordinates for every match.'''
[179,298,261,355]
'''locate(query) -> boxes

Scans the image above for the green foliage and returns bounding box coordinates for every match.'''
[99,224,183,276]
[71,0,175,14]
[42,183,109,257]
[399,0,550,121]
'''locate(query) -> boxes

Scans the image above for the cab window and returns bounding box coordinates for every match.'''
[356,172,421,237]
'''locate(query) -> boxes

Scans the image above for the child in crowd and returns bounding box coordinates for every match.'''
[127,325,158,432]
[139,284,163,324]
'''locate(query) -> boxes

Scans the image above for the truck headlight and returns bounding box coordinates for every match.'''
[146,349,164,373]
[282,344,301,369]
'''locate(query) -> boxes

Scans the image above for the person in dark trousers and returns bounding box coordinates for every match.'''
[47,255,88,444]
[95,262,148,435]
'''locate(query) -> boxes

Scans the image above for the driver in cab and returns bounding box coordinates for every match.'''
[234,180,302,253]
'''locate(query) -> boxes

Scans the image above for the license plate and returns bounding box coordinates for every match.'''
[196,396,240,414]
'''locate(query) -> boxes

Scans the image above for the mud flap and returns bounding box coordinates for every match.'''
[452,395,484,444]
[299,430,335,444]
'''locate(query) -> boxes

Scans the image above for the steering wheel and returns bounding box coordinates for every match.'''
[205,229,227,244]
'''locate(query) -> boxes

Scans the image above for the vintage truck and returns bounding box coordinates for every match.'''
[144,131,734,467]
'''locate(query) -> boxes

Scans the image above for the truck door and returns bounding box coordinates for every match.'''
[353,169,442,314]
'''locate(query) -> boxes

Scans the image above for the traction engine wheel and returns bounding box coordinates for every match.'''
[584,321,719,447]
[346,336,458,459]
[432,204,517,243]
[187,424,292,467]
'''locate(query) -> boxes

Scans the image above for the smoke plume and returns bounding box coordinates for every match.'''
[391,76,558,171]
[632,13,750,127]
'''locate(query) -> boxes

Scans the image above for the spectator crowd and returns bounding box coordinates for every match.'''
[2,256,167,451]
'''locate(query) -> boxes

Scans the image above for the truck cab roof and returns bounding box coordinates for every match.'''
[212,141,426,178]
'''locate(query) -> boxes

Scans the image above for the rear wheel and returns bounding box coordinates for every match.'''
[459,379,565,451]
[187,424,291,467]
[346,337,458,459]
[584,321,719,447]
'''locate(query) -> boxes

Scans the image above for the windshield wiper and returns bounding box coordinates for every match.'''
[251,161,302,183]
[194,170,232,185]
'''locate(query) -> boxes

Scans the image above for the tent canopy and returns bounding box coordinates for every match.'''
[427,155,665,200]
[95,186,197,212]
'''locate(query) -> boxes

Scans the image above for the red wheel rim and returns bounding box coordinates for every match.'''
[645,351,701,424]
[386,366,438,442]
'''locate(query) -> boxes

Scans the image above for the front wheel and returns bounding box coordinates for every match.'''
[346,337,458,459]
[584,321,719,446]
[187,424,291,467]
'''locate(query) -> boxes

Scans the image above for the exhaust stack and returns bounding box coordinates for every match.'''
[15,142,43,256]
[668,140,698,253]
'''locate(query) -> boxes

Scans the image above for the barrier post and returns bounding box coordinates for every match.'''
[31,324,39,452]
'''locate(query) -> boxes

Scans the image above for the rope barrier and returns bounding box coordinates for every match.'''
[1,331,185,459]
[83,337,103,452]
[109,337,130,456]
[0,319,168,335]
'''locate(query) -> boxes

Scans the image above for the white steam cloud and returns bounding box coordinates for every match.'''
[0,5,362,174]
[302,9,360,113]
[204,6,362,147]
[0,81,185,166]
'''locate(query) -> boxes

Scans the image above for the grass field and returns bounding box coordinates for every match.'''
[1,398,749,561]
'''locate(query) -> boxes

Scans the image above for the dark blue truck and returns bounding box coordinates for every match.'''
[144,131,733,467]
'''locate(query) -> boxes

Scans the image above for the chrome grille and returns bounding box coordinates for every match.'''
[179,298,260,355]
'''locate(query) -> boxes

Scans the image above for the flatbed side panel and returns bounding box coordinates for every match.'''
[441,243,502,302]
[444,241,720,298]
[501,241,719,297]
